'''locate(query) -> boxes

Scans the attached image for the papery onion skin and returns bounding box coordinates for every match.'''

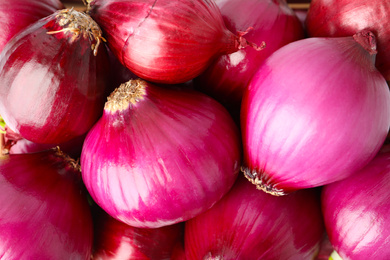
[184,176,324,260]
[305,0,390,80]
[195,0,304,117]
[322,145,390,259]
[0,0,64,54]
[88,0,260,84]
[241,31,390,195]
[0,148,93,259]
[81,79,241,228]
[92,205,184,260]
[0,9,110,144]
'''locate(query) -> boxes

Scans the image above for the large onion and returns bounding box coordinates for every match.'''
[0,8,110,144]
[184,176,325,259]
[87,0,262,84]
[81,79,241,228]
[0,148,93,259]
[322,145,390,259]
[241,30,390,195]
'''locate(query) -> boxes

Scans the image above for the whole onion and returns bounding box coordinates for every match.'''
[92,205,184,260]
[0,148,93,259]
[0,0,64,54]
[81,79,241,228]
[0,8,110,144]
[241,30,390,195]
[305,0,390,81]
[195,0,304,118]
[87,0,264,84]
[184,176,325,259]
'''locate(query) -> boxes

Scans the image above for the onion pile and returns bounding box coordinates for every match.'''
[0,0,389,259]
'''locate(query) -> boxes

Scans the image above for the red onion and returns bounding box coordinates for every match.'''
[81,79,241,228]
[184,176,325,259]
[195,0,304,117]
[0,0,64,54]
[0,148,93,259]
[92,205,184,260]
[87,0,263,84]
[0,8,110,145]
[305,0,390,81]
[241,30,390,195]
[322,145,390,259]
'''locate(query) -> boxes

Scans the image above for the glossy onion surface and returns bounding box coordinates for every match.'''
[305,0,390,80]
[92,206,183,260]
[0,0,63,54]
[241,31,390,195]
[322,146,390,259]
[196,0,304,115]
[88,0,252,84]
[0,149,93,259]
[0,9,110,144]
[184,176,324,259]
[81,79,241,228]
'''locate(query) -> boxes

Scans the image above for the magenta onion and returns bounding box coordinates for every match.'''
[0,0,64,54]
[81,79,241,228]
[322,145,390,259]
[305,0,390,81]
[87,0,263,84]
[92,206,184,260]
[0,8,110,145]
[241,30,390,195]
[184,176,325,259]
[0,148,93,259]
[195,0,304,117]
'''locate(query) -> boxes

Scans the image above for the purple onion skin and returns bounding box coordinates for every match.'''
[0,149,93,259]
[322,145,390,259]
[81,79,241,228]
[0,9,110,145]
[184,176,325,260]
[305,0,390,81]
[88,0,248,84]
[241,31,390,194]
[92,205,184,260]
[0,0,64,54]
[195,0,304,118]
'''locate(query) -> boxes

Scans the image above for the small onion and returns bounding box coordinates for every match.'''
[92,205,184,260]
[195,0,304,117]
[0,0,64,54]
[0,148,93,259]
[184,176,325,259]
[241,30,390,195]
[322,145,390,259]
[81,79,241,228]
[87,0,263,84]
[305,0,390,81]
[0,8,110,145]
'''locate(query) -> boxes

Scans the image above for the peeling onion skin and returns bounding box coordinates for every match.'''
[305,0,390,81]
[0,9,110,145]
[88,0,259,84]
[0,149,93,259]
[241,31,390,195]
[195,0,305,119]
[92,205,184,260]
[81,79,241,228]
[322,146,390,259]
[184,176,324,260]
[0,0,64,54]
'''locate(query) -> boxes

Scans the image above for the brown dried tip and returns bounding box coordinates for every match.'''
[241,167,286,196]
[53,146,81,173]
[47,8,106,56]
[105,79,147,113]
[236,27,266,51]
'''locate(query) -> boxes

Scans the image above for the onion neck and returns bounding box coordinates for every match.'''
[47,8,106,56]
[224,28,266,54]
[241,166,287,196]
[353,30,377,56]
[104,79,147,113]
